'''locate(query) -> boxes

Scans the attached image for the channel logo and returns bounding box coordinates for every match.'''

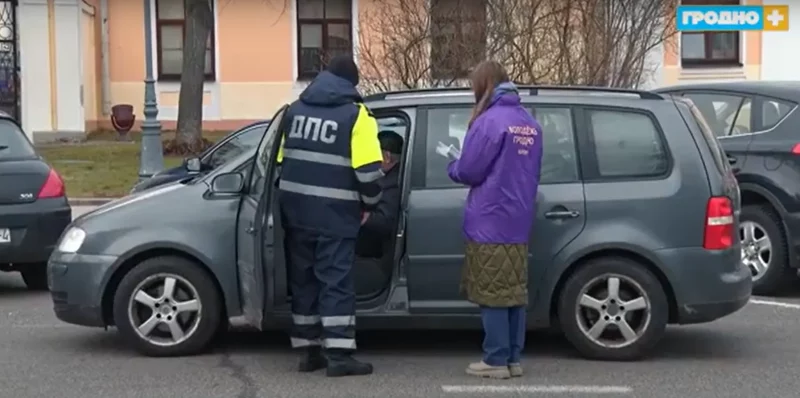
[677,5,789,31]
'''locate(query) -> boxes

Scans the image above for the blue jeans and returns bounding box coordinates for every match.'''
[480,306,526,366]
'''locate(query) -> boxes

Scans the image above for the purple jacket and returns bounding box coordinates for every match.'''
[447,83,543,244]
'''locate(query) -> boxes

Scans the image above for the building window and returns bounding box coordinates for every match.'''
[297,0,353,80]
[156,0,215,81]
[680,0,740,67]
[430,0,487,80]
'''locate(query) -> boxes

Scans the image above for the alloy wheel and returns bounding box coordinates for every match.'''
[574,274,651,349]
[740,221,772,282]
[127,273,203,347]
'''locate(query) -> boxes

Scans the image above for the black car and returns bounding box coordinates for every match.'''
[0,112,71,290]
[656,82,800,295]
[130,120,271,193]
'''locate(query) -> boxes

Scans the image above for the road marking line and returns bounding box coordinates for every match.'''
[750,299,800,309]
[441,385,633,394]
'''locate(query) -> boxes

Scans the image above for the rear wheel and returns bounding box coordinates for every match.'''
[112,256,222,357]
[558,257,668,361]
[21,263,48,291]
[741,205,791,296]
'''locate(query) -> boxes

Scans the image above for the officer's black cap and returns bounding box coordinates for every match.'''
[326,54,360,86]
[378,131,404,155]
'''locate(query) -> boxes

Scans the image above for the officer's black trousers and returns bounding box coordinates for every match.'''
[286,227,357,354]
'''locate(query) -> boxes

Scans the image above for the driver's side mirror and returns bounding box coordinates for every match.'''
[185,157,202,173]
[210,172,244,194]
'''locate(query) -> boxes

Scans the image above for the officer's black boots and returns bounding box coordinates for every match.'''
[325,352,374,377]
[298,346,327,372]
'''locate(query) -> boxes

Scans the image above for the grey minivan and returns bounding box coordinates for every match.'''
[47,86,751,361]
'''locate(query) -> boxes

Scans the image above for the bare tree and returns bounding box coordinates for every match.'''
[358,0,676,92]
[173,0,213,154]
[357,0,477,95]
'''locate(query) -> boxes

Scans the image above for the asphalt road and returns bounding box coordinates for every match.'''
[0,206,797,397]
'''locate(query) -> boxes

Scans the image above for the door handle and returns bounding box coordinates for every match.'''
[544,210,580,219]
[727,155,737,165]
[245,224,255,234]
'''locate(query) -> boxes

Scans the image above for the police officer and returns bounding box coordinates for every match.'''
[277,55,383,377]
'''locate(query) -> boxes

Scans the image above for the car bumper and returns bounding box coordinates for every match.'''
[48,251,118,327]
[0,198,71,264]
[655,246,752,325]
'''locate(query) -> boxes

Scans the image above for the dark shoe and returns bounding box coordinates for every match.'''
[298,347,327,372]
[326,355,373,377]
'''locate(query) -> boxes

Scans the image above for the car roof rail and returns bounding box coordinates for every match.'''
[520,85,665,100]
[364,87,473,101]
[364,85,664,101]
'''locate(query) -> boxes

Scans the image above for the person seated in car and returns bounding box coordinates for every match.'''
[356,131,403,259]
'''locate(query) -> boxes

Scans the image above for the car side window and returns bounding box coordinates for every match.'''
[681,93,751,137]
[206,125,267,169]
[530,107,579,184]
[249,108,286,198]
[423,106,580,187]
[759,97,795,130]
[587,109,668,179]
[424,107,471,187]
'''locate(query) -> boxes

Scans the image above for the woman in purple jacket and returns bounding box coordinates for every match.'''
[447,61,543,379]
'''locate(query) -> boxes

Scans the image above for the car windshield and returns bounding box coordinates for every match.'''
[0,119,36,160]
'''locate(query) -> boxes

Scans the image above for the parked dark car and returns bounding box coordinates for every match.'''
[0,112,71,290]
[48,86,749,361]
[130,120,271,193]
[656,82,800,296]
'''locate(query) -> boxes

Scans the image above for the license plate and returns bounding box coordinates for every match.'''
[0,228,9,243]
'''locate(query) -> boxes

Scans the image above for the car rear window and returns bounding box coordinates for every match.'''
[679,98,729,174]
[0,119,36,160]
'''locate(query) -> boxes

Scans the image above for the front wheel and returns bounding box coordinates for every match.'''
[557,257,668,361]
[112,256,222,357]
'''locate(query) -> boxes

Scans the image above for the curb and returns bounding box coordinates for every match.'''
[69,198,120,206]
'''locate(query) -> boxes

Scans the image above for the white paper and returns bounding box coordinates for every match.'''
[435,141,461,160]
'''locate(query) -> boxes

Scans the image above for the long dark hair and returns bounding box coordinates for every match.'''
[469,61,510,127]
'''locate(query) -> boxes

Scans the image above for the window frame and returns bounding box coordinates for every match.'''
[296,0,354,81]
[679,0,741,67]
[578,106,673,182]
[155,0,217,81]
[680,31,741,67]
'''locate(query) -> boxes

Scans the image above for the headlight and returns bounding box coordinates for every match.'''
[58,227,86,253]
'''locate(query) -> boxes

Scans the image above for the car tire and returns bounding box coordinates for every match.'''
[113,256,222,357]
[21,263,49,291]
[557,257,668,361]
[741,205,792,296]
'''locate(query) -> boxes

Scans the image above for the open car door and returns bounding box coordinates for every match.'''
[236,105,288,330]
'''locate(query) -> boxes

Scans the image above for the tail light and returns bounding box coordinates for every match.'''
[703,196,734,250]
[791,144,800,154]
[38,169,65,199]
